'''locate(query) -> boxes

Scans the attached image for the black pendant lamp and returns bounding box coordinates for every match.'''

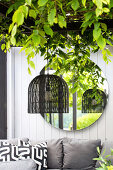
[82,89,107,113]
[28,74,69,113]
[28,44,69,114]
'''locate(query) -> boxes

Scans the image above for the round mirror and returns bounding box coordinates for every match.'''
[40,60,108,131]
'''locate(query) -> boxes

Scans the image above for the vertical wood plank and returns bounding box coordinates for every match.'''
[21,49,30,139]
[7,48,15,139]
[14,48,22,138]
[105,46,113,141]
[89,52,98,140]
[96,50,106,142]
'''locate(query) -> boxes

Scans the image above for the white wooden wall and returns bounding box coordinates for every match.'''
[7,46,113,142]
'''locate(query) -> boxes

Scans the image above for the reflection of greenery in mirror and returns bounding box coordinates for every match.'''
[43,59,108,131]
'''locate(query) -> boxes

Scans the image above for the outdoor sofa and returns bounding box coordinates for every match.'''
[0,137,112,170]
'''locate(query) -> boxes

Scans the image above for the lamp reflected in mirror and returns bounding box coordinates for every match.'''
[40,59,108,131]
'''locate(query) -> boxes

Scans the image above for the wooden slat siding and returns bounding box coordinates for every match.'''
[96,50,106,143]
[21,49,30,139]
[89,53,98,140]
[0,42,7,139]
[14,47,22,138]
[105,46,113,141]
[7,48,15,138]
[7,46,112,141]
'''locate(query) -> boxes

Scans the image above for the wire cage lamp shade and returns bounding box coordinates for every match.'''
[28,74,69,113]
[82,89,107,113]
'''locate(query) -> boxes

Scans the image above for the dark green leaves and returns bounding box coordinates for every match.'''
[29,61,35,69]
[13,11,24,26]
[71,0,79,11]
[48,8,56,26]
[82,0,86,7]
[29,9,37,19]
[25,0,32,6]
[38,0,48,6]
[11,24,17,37]
[32,35,40,46]
[93,27,101,40]
[44,25,53,37]
[97,35,106,50]
[58,15,66,28]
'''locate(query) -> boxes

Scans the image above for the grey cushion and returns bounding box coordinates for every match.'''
[47,139,63,169]
[30,139,63,169]
[0,137,29,145]
[96,140,113,168]
[0,159,37,170]
[63,138,101,169]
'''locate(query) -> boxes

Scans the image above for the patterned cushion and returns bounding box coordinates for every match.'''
[18,140,47,170]
[0,138,29,145]
[0,141,18,162]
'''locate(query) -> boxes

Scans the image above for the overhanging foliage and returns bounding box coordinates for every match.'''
[0,0,112,91]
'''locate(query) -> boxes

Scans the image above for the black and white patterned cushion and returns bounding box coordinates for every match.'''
[18,140,47,170]
[0,142,18,162]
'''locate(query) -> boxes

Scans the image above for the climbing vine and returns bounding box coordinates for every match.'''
[0,0,113,90]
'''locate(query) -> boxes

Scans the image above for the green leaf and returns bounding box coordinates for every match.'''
[81,21,90,28]
[48,8,56,25]
[82,0,86,7]
[6,5,14,16]
[96,8,102,17]
[71,0,79,11]
[106,48,113,56]
[84,12,93,21]
[11,24,17,37]
[6,41,10,50]
[38,0,48,6]
[103,7,110,13]
[11,36,16,46]
[33,30,39,35]
[25,0,32,6]
[97,146,100,154]
[28,67,32,75]
[106,39,113,46]
[95,0,102,9]
[102,0,110,4]
[110,0,113,8]
[32,35,40,46]
[101,23,107,31]
[58,15,66,28]
[1,44,6,51]
[94,22,100,30]
[30,61,35,69]
[13,11,24,26]
[44,25,53,37]
[30,51,35,58]
[29,9,37,19]
[9,23,14,33]
[102,50,107,62]
[21,6,28,18]
[40,36,47,47]
[25,47,33,55]
[93,28,101,40]
[97,35,106,50]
